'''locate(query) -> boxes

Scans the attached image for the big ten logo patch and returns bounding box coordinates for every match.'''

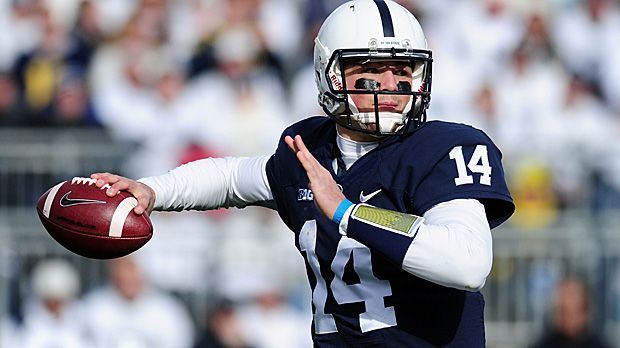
[298,188,314,201]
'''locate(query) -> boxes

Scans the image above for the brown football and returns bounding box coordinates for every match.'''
[36,177,153,259]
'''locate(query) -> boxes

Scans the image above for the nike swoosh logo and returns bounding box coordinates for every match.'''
[59,191,106,207]
[359,189,382,203]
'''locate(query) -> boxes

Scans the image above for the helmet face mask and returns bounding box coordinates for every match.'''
[314,0,433,136]
[324,49,432,136]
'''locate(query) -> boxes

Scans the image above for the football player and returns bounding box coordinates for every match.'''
[92,0,515,346]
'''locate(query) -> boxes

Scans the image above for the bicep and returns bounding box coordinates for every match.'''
[230,155,273,205]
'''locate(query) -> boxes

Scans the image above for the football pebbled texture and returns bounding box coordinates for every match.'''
[36,177,153,259]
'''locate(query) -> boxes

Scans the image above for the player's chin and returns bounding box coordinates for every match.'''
[353,123,386,139]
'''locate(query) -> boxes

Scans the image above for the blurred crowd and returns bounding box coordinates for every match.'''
[0,0,619,223]
[2,0,620,346]
[2,256,312,348]
[2,0,620,213]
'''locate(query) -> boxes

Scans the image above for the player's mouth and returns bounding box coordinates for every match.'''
[376,102,398,112]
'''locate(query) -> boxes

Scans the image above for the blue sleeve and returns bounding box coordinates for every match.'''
[346,124,514,268]
[345,208,418,268]
[265,135,292,230]
[411,126,514,228]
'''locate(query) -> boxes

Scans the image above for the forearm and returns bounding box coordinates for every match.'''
[138,156,272,211]
[340,199,492,291]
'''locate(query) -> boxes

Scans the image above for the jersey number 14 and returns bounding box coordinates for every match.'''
[449,145,492,186]
[300,220,397,334]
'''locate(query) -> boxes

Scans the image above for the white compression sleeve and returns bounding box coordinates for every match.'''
[138,155,272,211]
[402,199,492,292]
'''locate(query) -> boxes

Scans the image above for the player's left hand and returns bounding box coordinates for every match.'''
[285,135,346,221]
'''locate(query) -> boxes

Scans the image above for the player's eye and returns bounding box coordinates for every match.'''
[362,67,380,74]
[394,69,409,76]
[392,65,412,77]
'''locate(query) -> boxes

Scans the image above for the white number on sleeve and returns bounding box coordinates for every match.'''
[299,220,397,334]
[449,145,492,186]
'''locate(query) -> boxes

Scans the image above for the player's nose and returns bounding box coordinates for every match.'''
[380,70,398,91]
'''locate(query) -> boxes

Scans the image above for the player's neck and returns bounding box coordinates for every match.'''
[336,127,379,170]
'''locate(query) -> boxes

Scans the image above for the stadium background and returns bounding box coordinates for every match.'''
[1,0,620,347]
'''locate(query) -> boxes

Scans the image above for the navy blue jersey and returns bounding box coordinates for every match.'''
[265,116,514,347]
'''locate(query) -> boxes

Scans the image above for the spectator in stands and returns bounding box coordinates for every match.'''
[518,12,556,63]
[188,0,302,81]
[89,5,174,140]
[427,0,522,120]
[185,19,289,157]
[41,67,101,128]
[194,298,255,348]
[236,289,312,348]
[492,43,569,161]
[64,0,104,71]
[530,277,611,348]
[0,0,46,72]
[450,80,502,149]
[12,6,68,126]
[82,255,195,348]
[549,74,618,210]
[17,258,92,348]
[289,0,328,121]
[0,72,22,126]
[551,0,620,95]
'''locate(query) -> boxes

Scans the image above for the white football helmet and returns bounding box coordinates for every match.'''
[314,0,432,135]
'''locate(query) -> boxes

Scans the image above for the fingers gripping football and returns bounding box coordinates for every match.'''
[90,173,155,215]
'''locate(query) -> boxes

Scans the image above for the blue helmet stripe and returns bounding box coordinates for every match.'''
[373,0,395,37]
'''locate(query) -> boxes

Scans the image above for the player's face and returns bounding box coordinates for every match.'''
[344,60,413,114]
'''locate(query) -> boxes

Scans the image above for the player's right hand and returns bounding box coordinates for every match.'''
[285,135,346,221]
[90,173,155,215]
